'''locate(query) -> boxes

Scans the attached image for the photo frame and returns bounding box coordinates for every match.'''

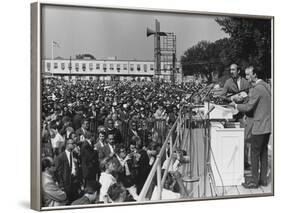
[31,1,274,211]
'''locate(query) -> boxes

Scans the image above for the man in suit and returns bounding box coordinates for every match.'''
[106,118,123,145]
[55,138,78,203]
[230,65,271,188]
[222,63,251,98]
[223,63,252,169]
[42,157,67,207]
[80,133,100,188]
[126,121,139,149]
[138,120,150,148]
[134,137,150,194]
[76,119,91,145]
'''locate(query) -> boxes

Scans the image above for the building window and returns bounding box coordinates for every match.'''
[75,63,79,71]
[110,64,114,70]
[137,64,141,71]
[96,63,100,70]
[54,62,58,69]
[103,64,107,71]
[123,64,127,70]
[144,64,147,72]
[150,64,154,71]
[68,62,72,71]
[89,63,93,71]
[47,62,51,71]
[82,63,86,71]
[163,64,167,72]
[130,64,134,71]
[176,65,180,73]
[117,64,120,72]
[61,63,65,70]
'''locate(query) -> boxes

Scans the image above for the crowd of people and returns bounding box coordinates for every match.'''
[41,62,272,207]
[41,80,203,207]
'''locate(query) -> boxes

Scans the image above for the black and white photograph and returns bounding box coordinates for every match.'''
[31,1,273,210]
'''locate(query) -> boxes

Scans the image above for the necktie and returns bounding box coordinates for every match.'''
[70,152,73,171]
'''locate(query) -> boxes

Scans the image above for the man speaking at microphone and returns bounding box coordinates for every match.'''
[229,65,271,189]
[222,63,252,170]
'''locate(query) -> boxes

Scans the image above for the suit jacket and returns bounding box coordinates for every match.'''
[81,141,100,180]
[42,172,67,207]
[55,151,72,191]
[222,77,251,95]
[237,80,271,135]
[138,129,150,147]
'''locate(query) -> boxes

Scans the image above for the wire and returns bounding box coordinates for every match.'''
[197,109,225,196]
[210,144,225,196]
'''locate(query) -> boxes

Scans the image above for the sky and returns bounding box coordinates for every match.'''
[42,5,228,61]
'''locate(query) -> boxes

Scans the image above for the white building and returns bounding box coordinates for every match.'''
[42,58,183,83]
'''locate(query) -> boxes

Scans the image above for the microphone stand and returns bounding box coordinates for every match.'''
[202,94,218,197]
[182,89,202,197]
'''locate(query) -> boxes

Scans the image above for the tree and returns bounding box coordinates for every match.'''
[215,17,271,79]
[181,39,232,82]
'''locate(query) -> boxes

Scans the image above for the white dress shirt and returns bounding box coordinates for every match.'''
[65,150,76,175]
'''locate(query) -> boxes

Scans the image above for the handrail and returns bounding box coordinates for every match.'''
[137,110,184,201]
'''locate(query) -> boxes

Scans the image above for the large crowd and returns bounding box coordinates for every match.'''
[41,79,204,206]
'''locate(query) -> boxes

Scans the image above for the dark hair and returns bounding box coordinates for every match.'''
[107,183,126,201]
[84,131,92,139]
[115,144,126,155]
[82,118,89,125]
[98,131,106,136]
[230,63,241,71]
[85,181,101,194]
[42,158,52,172]
[68,132,76,139]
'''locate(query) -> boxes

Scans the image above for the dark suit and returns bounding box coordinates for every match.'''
[138,129,150,147]
[222,77,251,96]
[55,151,77,202]
[237,80,271,185]
[135,149,150,194]
[80,141,100,185]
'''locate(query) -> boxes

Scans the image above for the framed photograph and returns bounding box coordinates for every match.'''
[31,1,274,211]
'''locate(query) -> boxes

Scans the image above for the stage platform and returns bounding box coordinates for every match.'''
[179,128,273,198]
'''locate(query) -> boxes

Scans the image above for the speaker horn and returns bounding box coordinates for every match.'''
[146,28,155,37]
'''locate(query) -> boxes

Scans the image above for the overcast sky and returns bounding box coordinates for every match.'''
[42,5,228,61]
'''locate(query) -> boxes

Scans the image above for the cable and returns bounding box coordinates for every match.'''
[197,109,225,196]
[209,144,225,196]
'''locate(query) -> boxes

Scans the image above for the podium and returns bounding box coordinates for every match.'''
[210,122,244,186]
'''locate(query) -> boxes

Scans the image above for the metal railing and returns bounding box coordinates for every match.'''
[137,110,185,201]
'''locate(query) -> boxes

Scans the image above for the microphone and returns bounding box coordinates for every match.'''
[205,105,216,118]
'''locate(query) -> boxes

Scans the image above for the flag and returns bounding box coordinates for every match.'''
[52,40,60,48]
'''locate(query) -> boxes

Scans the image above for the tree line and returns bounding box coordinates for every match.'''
[180,16,272,83]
